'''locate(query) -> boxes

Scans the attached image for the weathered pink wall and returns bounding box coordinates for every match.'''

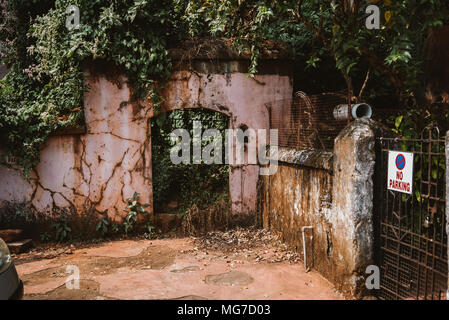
[156,70,292,214]
[0,73,152,221]
[0,59,292,220]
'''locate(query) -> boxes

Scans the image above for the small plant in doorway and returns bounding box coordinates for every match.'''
[143,223,156,240]
[52,213,72,242]
[123,192,151,235]
[40,232,52,243]
[96,215,110,237]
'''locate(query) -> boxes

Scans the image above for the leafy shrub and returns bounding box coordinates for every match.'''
[95,215,110,237]
[52,212,72,242]
[40,232,52,242]
[0,0,189,173]
[123,192,151,235]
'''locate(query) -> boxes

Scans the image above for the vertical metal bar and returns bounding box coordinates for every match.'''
[379,140,389,300]
[424,130,432,299]
[379,137,385,299]
[445,132,449,301]
[395,192,401,299]
[430,130,439,299]
[418,132,425,299]
[411,138,417,299]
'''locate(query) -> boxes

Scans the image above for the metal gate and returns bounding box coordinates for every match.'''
[377,127,448,300]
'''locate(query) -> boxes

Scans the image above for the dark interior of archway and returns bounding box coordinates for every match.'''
[151,109,229,215]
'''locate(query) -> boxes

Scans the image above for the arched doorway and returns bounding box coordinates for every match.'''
[151,108,230,230]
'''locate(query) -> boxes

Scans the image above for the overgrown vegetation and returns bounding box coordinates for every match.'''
[0,202,80,242]
[181,192,232,236]
[1,0,448,172]
[0,200,35,230]
[0,191,153,243]
[95,192,153,237]
[0,0,187,172]
[123,192,151,234]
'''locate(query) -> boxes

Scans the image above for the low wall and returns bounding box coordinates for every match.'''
[261,148,334,276]
[261,119,386,299]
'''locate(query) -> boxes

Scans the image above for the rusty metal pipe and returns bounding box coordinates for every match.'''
[302,226,313,272]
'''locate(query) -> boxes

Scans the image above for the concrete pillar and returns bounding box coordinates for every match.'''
[331,118,377,298]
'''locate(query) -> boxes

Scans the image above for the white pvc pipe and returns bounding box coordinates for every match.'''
[302,226,313,272]
[333,103,373,121]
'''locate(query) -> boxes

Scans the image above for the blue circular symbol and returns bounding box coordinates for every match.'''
[395,154,406,170]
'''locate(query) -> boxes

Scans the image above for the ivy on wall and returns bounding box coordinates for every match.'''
[0,0,191,173]
[1,0,448,173]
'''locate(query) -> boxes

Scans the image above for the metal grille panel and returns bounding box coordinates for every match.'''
[377,127,448,300]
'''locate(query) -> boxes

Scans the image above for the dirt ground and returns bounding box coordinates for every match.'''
[13,229,343,300]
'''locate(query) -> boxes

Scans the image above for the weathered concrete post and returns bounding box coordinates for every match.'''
[331,118,377,298]
[445,132,449,300]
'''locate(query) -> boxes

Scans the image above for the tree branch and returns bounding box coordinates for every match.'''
[358,46,406,102]
[357,68,370,102]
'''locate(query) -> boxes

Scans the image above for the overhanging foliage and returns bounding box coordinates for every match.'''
[0,0,448,172]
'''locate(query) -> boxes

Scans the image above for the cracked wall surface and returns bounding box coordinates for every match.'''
[0,72,153,221]
[0,61,293,220]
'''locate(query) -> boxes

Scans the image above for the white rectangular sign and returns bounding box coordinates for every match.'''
[387,151,414,194]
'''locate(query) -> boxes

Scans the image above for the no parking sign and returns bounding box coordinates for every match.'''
[387,151,414,194]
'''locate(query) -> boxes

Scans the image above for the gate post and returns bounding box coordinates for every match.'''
[330,118,394,299]
[331,118,377,298]
[445,132,449,300]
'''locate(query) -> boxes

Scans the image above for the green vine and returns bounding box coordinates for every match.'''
[0,0,191,173]
[1,0,448,174]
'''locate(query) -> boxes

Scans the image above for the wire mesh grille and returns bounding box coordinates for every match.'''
[267,92,348,151]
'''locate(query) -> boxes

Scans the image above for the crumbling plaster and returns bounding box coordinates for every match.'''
[0,58,293,220]
[262,119,383,299]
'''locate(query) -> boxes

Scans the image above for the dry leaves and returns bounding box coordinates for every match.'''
[192,227,301,264]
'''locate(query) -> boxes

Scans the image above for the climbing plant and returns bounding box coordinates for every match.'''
[0,0,190,172]
[1,0,448,173]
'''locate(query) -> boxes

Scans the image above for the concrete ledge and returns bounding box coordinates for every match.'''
[273,147,333,172]
[168,38,293,76]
